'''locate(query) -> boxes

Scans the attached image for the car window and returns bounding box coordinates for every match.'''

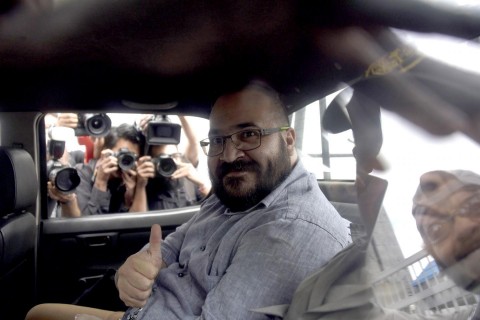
[42,112,210,218]
[294,50,480,315]
[291,98,356,180]
[26,1,480,316]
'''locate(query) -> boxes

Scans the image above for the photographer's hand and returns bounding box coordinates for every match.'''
[137,114,154,135]
[47,181,81,217]
[171,161,211,197]
[94,149,118,191]
[136,156,155,189]
[56,113,79,128]
[129,156,154,212]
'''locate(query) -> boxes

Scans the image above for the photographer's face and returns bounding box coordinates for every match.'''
[110,138,140,177]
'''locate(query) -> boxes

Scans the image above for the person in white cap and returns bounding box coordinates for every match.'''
[412,170,480,303]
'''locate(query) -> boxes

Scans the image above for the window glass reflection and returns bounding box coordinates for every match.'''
[44,113,210,218]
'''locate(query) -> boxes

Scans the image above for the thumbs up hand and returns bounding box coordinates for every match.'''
[116,224,165,308]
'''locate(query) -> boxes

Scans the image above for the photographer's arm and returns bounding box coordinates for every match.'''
[179,116,199,168]
[171,161,211,198]
[75,161,111,215]
[59,194,81,217]
[56,113,79,129]
[47,181,81,217]
[129,156,155,212]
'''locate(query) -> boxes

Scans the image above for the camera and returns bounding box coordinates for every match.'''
[47,139,81,193]
[152,155,177,177]
[114,148,137,171]
[146,115,181,145]
[75,113,112,137]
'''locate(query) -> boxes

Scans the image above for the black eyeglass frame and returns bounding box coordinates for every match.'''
[199,126,290,157]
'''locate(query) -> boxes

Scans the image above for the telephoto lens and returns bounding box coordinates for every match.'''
[47,162,81,193]
[75,113,112,137]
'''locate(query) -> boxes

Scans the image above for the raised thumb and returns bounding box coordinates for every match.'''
[147,224,163,265]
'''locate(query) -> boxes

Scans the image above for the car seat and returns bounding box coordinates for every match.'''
[0,147,37,320]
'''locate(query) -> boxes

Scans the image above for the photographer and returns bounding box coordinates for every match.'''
[71,123,146,215]
[50,112,111,163]
[131,115,211,211]
[46,126,82,218]
[130,143,211,212]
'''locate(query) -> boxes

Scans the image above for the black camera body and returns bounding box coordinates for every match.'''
[146,115,181,145]
[152,154,177,177]
[75,113,112,137]
[47,140,81,193]
[114,148,137,171]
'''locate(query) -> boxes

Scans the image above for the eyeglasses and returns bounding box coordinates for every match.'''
[414,192,480,244]
[200,127,290,157]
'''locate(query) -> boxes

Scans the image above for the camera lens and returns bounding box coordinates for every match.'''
[156,157,177,177]
[51,167,81,193]
[84,114,112,137]
[118,154,136,171]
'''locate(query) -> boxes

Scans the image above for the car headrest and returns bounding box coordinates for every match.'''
[0,147,37,215]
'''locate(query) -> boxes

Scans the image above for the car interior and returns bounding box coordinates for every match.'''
[1,1,480,319]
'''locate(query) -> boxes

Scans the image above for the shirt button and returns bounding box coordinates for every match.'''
[178,272,184,277]
[200,245,206,251]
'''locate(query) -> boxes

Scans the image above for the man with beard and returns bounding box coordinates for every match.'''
[26,82,351,320]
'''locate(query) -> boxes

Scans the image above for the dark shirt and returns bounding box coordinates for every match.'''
[75,159,129,215]
[146,177,194,210]
[75,160,197,215]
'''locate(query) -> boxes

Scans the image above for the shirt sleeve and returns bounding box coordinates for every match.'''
[75,163,111,215]
[200,218,345,320]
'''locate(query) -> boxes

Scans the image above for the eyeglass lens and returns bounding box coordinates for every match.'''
[203,129,262,156]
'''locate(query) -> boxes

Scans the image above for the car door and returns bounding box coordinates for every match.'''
[33,112,209,311]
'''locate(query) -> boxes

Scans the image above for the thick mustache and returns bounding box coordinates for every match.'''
[218,160,257,177]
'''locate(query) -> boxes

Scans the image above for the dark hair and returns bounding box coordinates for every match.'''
[245,80,291,126]
[103,123,146,155]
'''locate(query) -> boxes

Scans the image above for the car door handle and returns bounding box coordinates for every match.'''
[77,233,118,248]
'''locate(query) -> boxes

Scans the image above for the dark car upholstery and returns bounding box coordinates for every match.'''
[0,147,37,320]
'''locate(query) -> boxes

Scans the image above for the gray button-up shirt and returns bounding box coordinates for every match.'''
[123,160,351,320]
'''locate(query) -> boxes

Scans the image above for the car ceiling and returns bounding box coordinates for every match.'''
[0,0,479,124]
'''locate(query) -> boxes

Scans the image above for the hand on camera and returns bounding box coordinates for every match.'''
[94,149,118,191]
[56,113,79,128]
[47,181,81,217]
[47,181,76,203]
[136,156,155,189]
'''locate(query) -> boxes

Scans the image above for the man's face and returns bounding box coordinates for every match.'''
[414,172,480,268]
[207,87,296,212]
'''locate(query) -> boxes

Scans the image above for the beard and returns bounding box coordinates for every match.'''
[210,139,292,212]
